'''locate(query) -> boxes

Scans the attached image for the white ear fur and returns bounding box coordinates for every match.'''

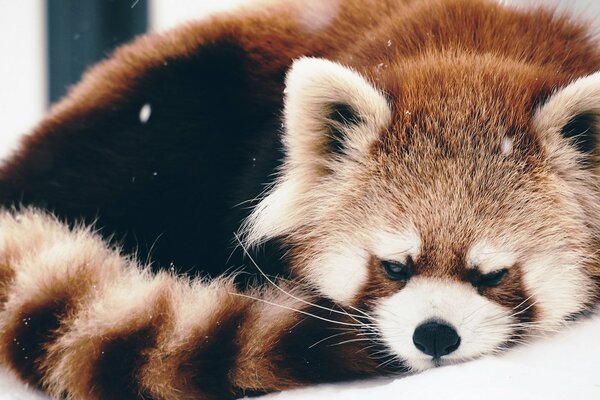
[534,71,600,156]
[241,58,391,245]
[283,57,391,168]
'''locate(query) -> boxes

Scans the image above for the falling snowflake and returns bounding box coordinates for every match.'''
[139,103,152,124]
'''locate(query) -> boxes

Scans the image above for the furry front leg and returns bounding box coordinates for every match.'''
[0,210,385,399]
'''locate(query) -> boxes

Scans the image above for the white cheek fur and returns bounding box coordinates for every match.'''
[374,278,513,372]
[305,245,369,305]
[467,240,592,327]
[521,251,593,326]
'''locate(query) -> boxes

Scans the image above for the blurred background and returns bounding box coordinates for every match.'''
[0,0,599,161]
[0,0,249,160]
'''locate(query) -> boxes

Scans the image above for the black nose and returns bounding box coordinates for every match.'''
[413,320,461,358]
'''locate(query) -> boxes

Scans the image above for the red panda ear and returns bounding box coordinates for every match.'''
[534,72,600,163]
[241,58,390,245]
[282,57,391,171]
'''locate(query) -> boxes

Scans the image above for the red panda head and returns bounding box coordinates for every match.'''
[242,57,600,371]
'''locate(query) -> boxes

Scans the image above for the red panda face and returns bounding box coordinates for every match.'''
[243,58,600,371]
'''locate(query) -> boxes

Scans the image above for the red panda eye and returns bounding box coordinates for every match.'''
[476,268,508,288]
[381,257,414,281]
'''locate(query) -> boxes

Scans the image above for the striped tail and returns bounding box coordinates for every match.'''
[0,209,389,399]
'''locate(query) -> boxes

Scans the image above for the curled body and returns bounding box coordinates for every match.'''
[1,0,600,398]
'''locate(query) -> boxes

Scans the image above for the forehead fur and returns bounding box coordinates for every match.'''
[467,240,516,273]
[341,0,600,160]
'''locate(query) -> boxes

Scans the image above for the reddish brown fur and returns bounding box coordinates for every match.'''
[0,264,13,305]
[1,0,600,398]
[1,0,599,278]
[285,0,600,277]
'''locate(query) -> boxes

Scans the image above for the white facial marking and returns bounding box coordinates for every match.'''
[307,244,369,305]
[371,228,421,262]
[375,278,513,371]
[521,251,592,326]
[501,136,513,156]
[467,240,516,274]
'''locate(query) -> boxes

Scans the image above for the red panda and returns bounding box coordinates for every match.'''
[1,0,600,398]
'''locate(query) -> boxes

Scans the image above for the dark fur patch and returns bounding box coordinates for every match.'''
[184,309,247,399]
[562,112,598,155]
[233,236,293,288]
[357,256,410,303]
[0,37,285,280]
[0,264,15,306]
[268,300,393,385]
[326,103,362,154]
[3,297,70,386]
[91,325,157,399]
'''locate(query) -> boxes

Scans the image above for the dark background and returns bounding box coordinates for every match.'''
[47,0,148,103]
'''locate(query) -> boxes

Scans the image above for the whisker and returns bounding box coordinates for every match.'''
[347,304,375,320]
[233,233,370,321]
[357,344,381,354]
[377,354,401,369]
[309,331,353,349]
[230,292,366,327]
[329,338,374,347]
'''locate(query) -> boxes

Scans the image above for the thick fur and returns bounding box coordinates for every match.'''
[0,0,597,278]
[0,0,413,279]
[1,0,599,276]
[2,0,600,398]
[0,210,385,399]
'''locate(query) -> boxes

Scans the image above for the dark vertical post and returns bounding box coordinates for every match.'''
[47,0,148,104]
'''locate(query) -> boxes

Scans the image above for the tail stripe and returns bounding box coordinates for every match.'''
[0,210,380,399]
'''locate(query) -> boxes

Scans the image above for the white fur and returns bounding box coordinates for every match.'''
[283,57,390,163]
[530,71,600,323]
[467,240,516,274]
[168,279,235,341]
[242,57,391,245]
[520,251,593,326]
[375,278,513,372]
[306,244,369,305]
[501,136,513,156]
[371,228,421,262]
[467,239,593,325]
[240,176,307,245]
[0,211,125,312]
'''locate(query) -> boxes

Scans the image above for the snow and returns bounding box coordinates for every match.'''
[139,103,152,124]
